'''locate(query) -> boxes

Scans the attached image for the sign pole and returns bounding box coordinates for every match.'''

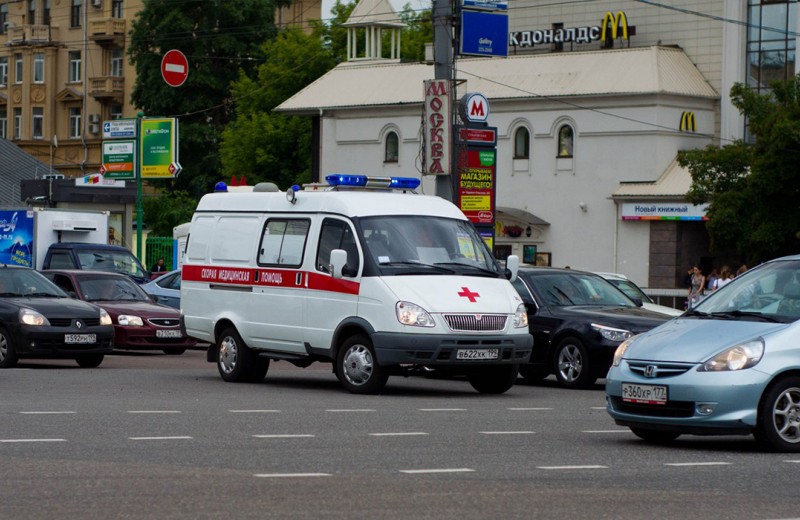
[136,112,143,261]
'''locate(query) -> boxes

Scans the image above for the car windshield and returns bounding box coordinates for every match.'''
[527,272,635,307]
[77,250,148,278]
[0,268,66,297]
[691,259,800,321]
[610,279,654,304]
[359,216,501,276]
[79,275,149,302]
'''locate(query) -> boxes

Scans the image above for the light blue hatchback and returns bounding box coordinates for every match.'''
[606,255,800,452]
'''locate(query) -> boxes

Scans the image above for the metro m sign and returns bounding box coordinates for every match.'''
[423,79,451,176]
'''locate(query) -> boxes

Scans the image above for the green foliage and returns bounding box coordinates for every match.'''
[142,190,198,237]
[128,0,277,199]
[399,3,433,63]
[680,76,800,264]
[220,27,336,188]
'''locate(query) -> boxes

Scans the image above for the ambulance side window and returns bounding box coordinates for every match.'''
[317,219,359,276]
[258,219,310,268]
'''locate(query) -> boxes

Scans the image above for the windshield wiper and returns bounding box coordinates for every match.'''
[709,310,781,323]
[24,292,61,298]
[378,261,455,274]
[433,262,498,277]
[683,309,711,318]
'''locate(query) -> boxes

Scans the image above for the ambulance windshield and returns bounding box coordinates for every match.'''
[360,216,501,276]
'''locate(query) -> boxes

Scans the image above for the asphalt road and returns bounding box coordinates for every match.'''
[1,349,797,520]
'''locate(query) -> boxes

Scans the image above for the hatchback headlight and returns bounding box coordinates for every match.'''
[396,301,435,327]
[512,304,528,328]
[592,323,632,342]
[19,308,50,326]
[99,309,112,326]
[699,338,764,372]
[118,315,144,327]
[612,335,638,367]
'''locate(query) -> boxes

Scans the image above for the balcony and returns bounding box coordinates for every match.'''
[6,25,61,46]
[89,76,124,100]
[89,19,126,47]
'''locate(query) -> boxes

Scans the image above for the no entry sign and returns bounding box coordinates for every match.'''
[161,49,188,87]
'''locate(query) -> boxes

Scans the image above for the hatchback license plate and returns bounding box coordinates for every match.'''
[156,329,183,338]
[65,334,96,344]
[622,383,668,405]
[456,348,499,360]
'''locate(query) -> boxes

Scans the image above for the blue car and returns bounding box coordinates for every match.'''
[141,270,181,309]
[606,255,800,452]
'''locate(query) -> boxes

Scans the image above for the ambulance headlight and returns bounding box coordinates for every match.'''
[396,301,435,327]
[118,315,144,327]
[512,304,528,328]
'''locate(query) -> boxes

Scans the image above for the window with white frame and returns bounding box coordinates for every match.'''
[0,57,7,86]
[0,108,7,139]
[33,53,44,83]
[557,124,574,158]
[69,107,81,138]
[14,54,22,84]
[110,104,122,120]
[514,127,530,159]
[13,108,21,139]
[69,51,81,83]
[384,131,399,162]
[32,107,43,139]
[110,50,123,77]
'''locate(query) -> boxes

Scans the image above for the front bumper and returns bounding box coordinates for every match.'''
[113,325,197,350]
[371,331,532,366]
[605,361,771,434]
[12,324,115,357]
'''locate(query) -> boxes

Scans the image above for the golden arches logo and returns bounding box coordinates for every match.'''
[601,11,629,41]
[680,111,697,132]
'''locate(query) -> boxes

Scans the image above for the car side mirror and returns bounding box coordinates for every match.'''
[631,297,643,307]
[505,255,520,282]
[330,249,347,279]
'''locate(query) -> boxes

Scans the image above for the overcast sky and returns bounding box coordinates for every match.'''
[319,0,431,21]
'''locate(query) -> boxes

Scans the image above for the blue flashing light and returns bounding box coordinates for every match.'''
[214,181,228,192]
[325,174,420,190]
[291,184,300,192]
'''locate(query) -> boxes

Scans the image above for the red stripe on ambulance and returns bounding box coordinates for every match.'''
[182,265,359,295]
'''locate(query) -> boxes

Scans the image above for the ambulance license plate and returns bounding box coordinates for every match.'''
[156,330,183,338]
[456,348,499,360]
[621,383,668,405]
[65,334,96,344]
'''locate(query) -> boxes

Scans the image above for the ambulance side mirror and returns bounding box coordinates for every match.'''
[505,255,520,283]
[330,249,347,279]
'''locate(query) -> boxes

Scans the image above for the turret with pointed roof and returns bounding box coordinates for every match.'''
[343,0,407,63]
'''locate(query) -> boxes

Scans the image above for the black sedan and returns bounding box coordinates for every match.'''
[0,265,115,368]
[512,268,669,388]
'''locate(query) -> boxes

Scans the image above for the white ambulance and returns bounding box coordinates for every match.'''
[181,175,532,394]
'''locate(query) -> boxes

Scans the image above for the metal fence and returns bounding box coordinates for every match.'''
[145,237,174,272]
[644,288,688,311]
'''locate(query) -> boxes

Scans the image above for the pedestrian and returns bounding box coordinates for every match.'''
[706,268,719,293]
[151,258,166,274]
[714,266,734,290]
[687,265,705,308]
[736,264,749,277]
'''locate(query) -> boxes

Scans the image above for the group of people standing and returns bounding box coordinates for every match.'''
[686,264,748,309]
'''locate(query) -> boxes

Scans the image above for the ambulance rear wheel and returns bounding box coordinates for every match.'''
[468,364,518,394]
[336,334,388,395]
[217,327,269,383]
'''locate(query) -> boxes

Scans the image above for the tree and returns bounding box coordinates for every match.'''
[142,190,198,237]
[678,76,800,264]
[398,3,433,63]
[128,0,277,199]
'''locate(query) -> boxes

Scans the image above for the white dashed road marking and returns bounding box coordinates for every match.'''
[0,438,67,443]
[19,411,76,414]
[537,465,608,470]
[583,430,629,433]
[508,407,553,411]
[369,432,429,437]
[230,410,281,413]
[254,473,331,478]
[252,434,315,439]
[417,408,467,412]
[127,411,181,414]
[325,409,375,413]
[128,436,193,441]
[480,431,535,435]
[400,468,475,474]
[664,462,732,467]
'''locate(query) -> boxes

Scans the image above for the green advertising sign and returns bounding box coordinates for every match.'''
[101,140,136,179]
[140,118,181,178]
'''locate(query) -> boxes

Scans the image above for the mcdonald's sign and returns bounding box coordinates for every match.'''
[600,11,631,42]
[679,111,697,132]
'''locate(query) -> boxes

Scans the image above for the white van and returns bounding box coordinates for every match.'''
[181,175,532,394]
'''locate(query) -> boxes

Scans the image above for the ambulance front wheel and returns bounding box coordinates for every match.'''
[336,334,388,395]
[217,327,269,383]
[467,364,519,394]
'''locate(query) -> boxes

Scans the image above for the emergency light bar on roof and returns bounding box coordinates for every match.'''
[324,174,420,191]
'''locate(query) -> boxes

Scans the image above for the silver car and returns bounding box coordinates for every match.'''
[141,270,181,309]
[606,255,800,452]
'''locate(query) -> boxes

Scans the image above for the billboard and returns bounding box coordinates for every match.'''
[423,80,451,176]
[457,149,496,225]
[461,10,508,57]
[0,210,34,267]
[140,118,181,178]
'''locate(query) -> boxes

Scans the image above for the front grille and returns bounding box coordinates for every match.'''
[610,396,695,418]
[147,318,180,327]
[48,318,101,327]
[627,361,695,378]
[444,314,507,332]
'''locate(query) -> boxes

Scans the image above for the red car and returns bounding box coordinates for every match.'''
[43,270,196,354]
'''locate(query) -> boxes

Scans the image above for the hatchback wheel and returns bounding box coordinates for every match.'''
[756,377,800,452]
[0,326,18,368]
[553,337,595,388]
